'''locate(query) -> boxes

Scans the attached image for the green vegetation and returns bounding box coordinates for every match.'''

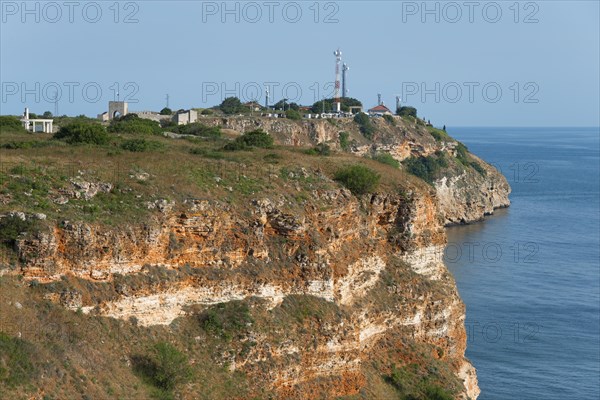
[397,106,417,118]
[310,97,362,113]
[200,301,253,341]
[427,127,450,142]
[171,122,221,138]
[304,143,331,156]
[120,138,165,153]
[1,140,52,150]
[339,131,350,151]
[159,107,172,115]
[388,365,453,400]
[219,97,243,115]
[334,164,380,195]
[223,129,274,151]
[285,109,301,120]
[107,114,162,135]
[132,341,192,398]
[201,108,214,115]
[403,153,448,185]
[53,121,110,145]
[353,112,376,139]
[0,215,38,247]
[0,332,36,388]
[372,153,400,168]
[0,116,27,133]
[383,114,396,126]
[454,142,486,176]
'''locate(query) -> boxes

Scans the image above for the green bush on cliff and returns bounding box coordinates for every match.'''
[334,164,380,195]
[0,332,37,387]
[354,112,376,139]
[372,152,400,168]
[200,301,253,341]
[339,131,350,151]
[403,153,448,185]
[223,129,274,151]
[132,342,192,395]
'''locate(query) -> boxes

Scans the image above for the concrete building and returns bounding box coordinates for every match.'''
[173,109,198,125]
[20,108,53,133]
[98,101,129,121]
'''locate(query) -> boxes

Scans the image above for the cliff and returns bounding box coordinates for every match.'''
[200,115,510,224]
[0,115,507,399]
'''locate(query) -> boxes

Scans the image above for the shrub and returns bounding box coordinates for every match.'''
[334,165,380,195]
[372,153,400,168]
[200,301,253,341]
[201,109,213,115]
[454,142,486,176]
[428,127,449,142]
[53,122,110,145]
[159,107,172,115]
[0,332,36,387]
[172,123,221,138]
[339,131,350,151]
[107,114,162,135]
[403,153,448,185]
[383,114,396,126]
[0,215,37,246]
[0,116,26,133]
[189,147,224,159]
[132,342,192,393]
[120,138,164,152]
[397,106,417,118]
[223,129,273,151]
[354,112,375,139]
[285,109,301,120]
[304,143,331,156]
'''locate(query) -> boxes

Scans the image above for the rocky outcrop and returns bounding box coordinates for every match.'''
[200,115,510,225]
[13,186,480,399]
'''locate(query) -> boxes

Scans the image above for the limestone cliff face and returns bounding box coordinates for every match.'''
[200,115,510,225]
[15,186,480,399]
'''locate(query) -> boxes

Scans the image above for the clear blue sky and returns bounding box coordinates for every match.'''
[1,0,599,126]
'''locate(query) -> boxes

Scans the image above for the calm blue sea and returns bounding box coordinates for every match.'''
[444,127,600,400]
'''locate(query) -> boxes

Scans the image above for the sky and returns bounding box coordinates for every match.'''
[1,0,599,126]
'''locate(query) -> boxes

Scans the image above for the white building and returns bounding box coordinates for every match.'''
[173,109,198,125]
[20,108,53,133]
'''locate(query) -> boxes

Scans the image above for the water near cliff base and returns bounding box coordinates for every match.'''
[445,127,600,399]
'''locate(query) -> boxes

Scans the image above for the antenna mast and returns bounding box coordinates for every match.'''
[166,94,170,108]
[342,63,349,99]
[333,49,342,113]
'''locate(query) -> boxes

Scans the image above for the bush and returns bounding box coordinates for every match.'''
[397,106,417,118]
[223,129,273,151]
[339,131,350,151]
[383,114,396,126]
[0,116,26,133]
[304,143,331,156]
[120,138,164,152]
[354,112,376,139]
[0,215,37,246]
[132,342,192,393]
[334,165,380,195]
[159,107,172,115]
[428,127,449,142]
[107,114,162,135]
[53,121,110,145]
[201,109,213,115]
[403,153,448,185]
[285,109,301,120]
[372,153,400,168]
[0,332,36,387]
[172,123,221,138]
[200,301,253,341]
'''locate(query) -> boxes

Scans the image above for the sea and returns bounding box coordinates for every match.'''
[444,127,600,399]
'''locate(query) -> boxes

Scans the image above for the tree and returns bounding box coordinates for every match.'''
[310,97,362,113]
[354,112,376,139]
[159,107,172,115]
[397,106,417,118]
[219,97,243,115]
[42,111,53,118]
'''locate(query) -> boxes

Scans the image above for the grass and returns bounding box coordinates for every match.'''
[200,301,253,341]
[0,332,37,388]
[372,153,400,168]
